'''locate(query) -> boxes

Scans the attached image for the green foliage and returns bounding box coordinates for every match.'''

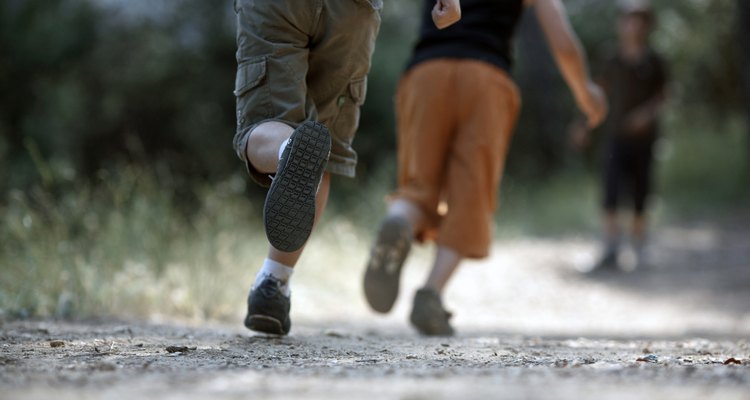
[0,0,98,188]
[568,0,744,118]
[656,112,749,219]
[652,0,743,118]
[509,0,746,177]
[496,112,750,237]
[1,0,746,191]
[355,0,421,174]
[1,116,745,320]
[0,165,265,319]
[0,0,237,193]
[496,171,599,237]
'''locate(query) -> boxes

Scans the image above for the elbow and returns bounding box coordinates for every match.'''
[553,41,582,66]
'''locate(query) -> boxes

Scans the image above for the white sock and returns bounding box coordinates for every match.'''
[278,138,290,160]
[269,138,291,181]
[253,258,293,297]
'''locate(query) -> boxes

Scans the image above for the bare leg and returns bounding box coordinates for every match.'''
[387,198,426,236]
[423,246,462,294]
[590,209,621,271]
[631,212,646,243]
[385,198,463,292]
[266,172,330,267]
[410,245,459,336]
[631,212,648,266]
[245,121,295,174]
[604,210,619,245]
[603,209,620,254]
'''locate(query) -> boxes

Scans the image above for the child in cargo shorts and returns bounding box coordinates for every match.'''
[363,0,607,335]
[233,0,461,335]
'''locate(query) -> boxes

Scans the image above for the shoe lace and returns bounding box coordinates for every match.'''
[258,276,282,296]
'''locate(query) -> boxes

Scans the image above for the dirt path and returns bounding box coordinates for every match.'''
[1,221,749,399]
[1,319,749,400]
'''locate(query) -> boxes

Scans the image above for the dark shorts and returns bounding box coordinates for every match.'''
[232,0,382,187]
[602,137,655,214]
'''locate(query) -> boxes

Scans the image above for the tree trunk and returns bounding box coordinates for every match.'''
[739,0,750,163]
[514,8,569,176]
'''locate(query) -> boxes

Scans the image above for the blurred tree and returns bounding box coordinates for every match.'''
[0,0,98,188]
[0,0,238,196]
[652,0,742,123]
[354,0,421,180]
[739,0,750,159]
[1,0,746,203]
[506,1,614,178]
[509,9,569,178]
[73,1,237,182]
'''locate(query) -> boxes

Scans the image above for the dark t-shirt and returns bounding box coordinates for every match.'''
[602,49,667,142]
[406,0,525,72]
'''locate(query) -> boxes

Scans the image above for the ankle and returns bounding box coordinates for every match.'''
[386,209,419,236]
[254,258,294,297]
[420,284,442,296]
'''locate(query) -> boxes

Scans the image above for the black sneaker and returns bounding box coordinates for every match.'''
[363,216,412,313]
[410,288,454,336]
[244,277,291,335]
[587,250,619,275]
[264,121,331,252]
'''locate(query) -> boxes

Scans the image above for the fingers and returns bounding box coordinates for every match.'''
[584,83,607,129]
[568,117,591,150]
[572,132,590,150]
[586,107,605,129]
[587,113,604,129]
[432,0,461,29]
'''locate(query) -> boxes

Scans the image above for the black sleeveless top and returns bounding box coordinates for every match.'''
[407,0,525,72]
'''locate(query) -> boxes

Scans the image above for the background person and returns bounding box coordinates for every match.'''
[572,0,668,272]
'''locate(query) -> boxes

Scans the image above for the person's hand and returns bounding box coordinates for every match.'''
[577,81,607,129]
[623,107,653,136]
[568,117,591,151]
[432,0,461,29]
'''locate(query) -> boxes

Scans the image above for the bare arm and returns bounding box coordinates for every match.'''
[432,0,461,29]
[533,0,607,128]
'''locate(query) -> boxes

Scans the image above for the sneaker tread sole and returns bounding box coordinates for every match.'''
[363,217,412,313]
[264,122,331,252]
[245,314,286,335]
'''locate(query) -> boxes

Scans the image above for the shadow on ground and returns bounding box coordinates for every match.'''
[574,219,750,318]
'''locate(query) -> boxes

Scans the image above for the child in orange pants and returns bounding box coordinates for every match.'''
[364,0,607,336]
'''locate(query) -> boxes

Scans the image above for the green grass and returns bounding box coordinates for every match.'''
[0,166,268,321]
[656,115,749,220]
[496,171,600,237]
[496,113,749,236]
[1,117,747,321]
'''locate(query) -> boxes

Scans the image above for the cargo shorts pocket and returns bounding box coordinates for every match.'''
[349,77,367,106]
[333,77,367,147]
[234,57,271,134]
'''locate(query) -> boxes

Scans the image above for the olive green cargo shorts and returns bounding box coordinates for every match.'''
[233,0,382,187]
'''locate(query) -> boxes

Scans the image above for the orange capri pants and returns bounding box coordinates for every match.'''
[394,59,521,259]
